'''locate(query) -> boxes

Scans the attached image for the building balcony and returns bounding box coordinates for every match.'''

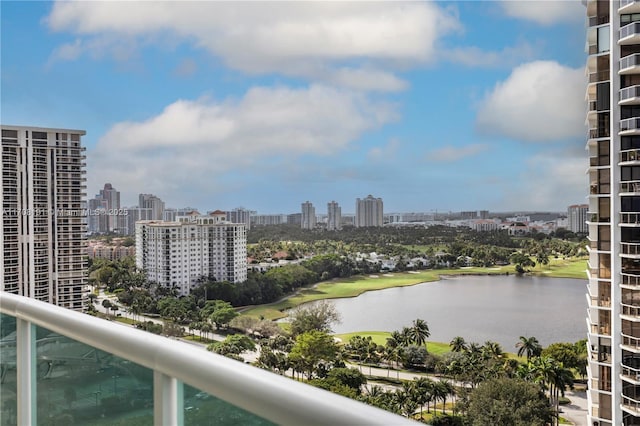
[622,395,640,416]
[587,293,612,308]
[0,293,411,426]
[621,212,640,226]
[621,180,640,194]
[622,242,640,258]
[620,0,640,14]
[621,86,640,106]
[621,117,640,134]
[589,15,609,27]
[622,272,640,288]
[588,127,610,139]
[620,148,640,164]
[621,54,640,75]
[620,22,640,45]
[622,333,640,353]
[622,303,640,320]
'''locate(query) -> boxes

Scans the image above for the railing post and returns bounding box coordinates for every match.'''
[16,319,36,425]
[154,371,183,426]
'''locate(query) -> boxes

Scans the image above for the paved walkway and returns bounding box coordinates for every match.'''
[560,390,587,426]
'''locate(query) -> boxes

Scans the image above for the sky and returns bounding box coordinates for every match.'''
[1,0,589,214]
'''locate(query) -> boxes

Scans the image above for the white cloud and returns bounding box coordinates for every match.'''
[426,144,489,162]
[502,152,587,210]
[475,61,586,142]
[88,85,398,203]
[442,42,537,68]
[501,0,584,25]
[45,1,460,91]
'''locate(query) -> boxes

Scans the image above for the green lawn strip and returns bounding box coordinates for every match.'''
[183,335,216,344]
[114,316,135,325]
[240,258,587,321]
[334,332,520,358]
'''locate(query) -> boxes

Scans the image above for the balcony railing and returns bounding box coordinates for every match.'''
[620,22,640,41]
[621,180,640,193]
[622,212,640,225]
[621,54,640,72]
[0,292,412,426]
[622,363,640,383]
[621,149,640,163]
[589,15,610,26]
[622,303,640,318]
[623,395,640,415]
[589,127,610,139]
[589,70,610,83]
[621,86,640,104]
[622,242,640,256]
[622,333,640,351]
[621,117,640,132]
[622,272,640,287]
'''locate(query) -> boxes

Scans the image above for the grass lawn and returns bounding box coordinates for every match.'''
[114,316,135,325]
[183,335,216,344]
[530,257,588,279]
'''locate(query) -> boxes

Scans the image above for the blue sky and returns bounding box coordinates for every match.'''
[1,1,588,214]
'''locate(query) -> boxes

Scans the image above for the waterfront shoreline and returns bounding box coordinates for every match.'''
[239,258,587,320]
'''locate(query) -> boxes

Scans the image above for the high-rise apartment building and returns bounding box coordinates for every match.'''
[568,204,589,234]
[135,212,247,295]
[327,201,342,230]
[87,183,123,234]
[585,2,640,424]
[355,195,383,227]
[138,193,165,220]
[226,207,253,231]
[301,201,316,230]
[1,125,86,310]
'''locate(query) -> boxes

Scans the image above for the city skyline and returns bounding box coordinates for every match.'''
[2,1,587,213]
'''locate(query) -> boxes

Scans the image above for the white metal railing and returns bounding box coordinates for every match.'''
[620,180,640,192]
[622,302,640,317]
[622,333,640,351]
[0,292,414,426]
[622,242,640,256]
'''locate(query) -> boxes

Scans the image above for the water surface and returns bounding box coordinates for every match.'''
[330,275,586,350]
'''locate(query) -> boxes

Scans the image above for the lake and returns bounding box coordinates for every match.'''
[329,274,587,350]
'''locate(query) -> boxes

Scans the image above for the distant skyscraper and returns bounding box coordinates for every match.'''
[139,193,165,220]
[301,201,316,230]
[355,195,383,227]
[567,204,588,234]
[327,201,342,230]
[88,183,122,233]
[1,125,86,310]
[226,207,253,231]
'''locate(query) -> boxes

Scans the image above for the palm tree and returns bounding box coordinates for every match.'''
[449,336,467,353]
[431,380,448,414]
[482,341,503,359]
[414,377,434,416]
[516,336,542,361]
[409,319,430,348]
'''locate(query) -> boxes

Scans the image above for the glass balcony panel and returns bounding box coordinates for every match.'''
[183,384,274,425]
[0,314,17,425]
[621,54,640,74]
[34,324,154,425]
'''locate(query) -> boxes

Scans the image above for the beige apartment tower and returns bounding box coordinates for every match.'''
[1,125,87,310]
[586,1,640,424]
